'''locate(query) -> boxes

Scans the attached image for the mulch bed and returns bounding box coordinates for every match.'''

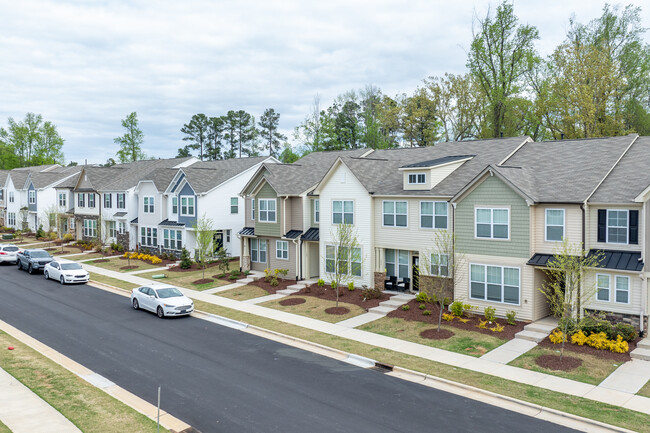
[535,354,583,371]
[279,298,306,306]
[167,261,220,272]
[387,299,527,341]
[325,306,350,315]
[119,256,176,266]
[214,271,246,283]
[193,278,214,285]
[92,259,110,263]
[294,284,391,310]
[420,328,454,340]
[249,278,297,295]
[120,266,138,270]
[538,336,639,362]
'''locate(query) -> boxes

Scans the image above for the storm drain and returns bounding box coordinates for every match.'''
[369,362,394,373]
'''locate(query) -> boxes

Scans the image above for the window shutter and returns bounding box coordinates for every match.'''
[629,210,639,245]
[597,209,606,243]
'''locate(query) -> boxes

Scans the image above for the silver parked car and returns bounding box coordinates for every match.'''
[16,249,53,274]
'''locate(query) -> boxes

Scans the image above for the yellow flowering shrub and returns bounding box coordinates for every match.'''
[123,252,129,258]
[150,256,162,265]
[571,330,588,346]
[549,329,566,344]
[609,335,629,353]
[490,323,504,333]
[442,313,454,322]
[586,332,610,350]
[477,320,488,329]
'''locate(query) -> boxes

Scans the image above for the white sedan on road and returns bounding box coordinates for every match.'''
[0,245,20,264]
[131,284,194,318]
[44,259,90,284]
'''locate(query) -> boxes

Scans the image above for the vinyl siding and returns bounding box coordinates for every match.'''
[586,205,643,252]
[245,197,254,227]
[289,197,303,231]
[532,268,551,320]
[254,182,281,237]
[177,183,197,227]
[583,270,643,315]
[455,175,530,258]
[249,236,298,277]
[645,201,650,264]
[531,204,583,254]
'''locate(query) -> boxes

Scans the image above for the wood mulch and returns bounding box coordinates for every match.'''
[167,261,219,273]
[325,306,350,315]
[420,329,454,340]
[249,278,297,295]
[293,284,391,310]
[193,278,214,285]
[120,266,138,270]
[279,298,306,306]
[92,259,110,263]
[118,256,176,266]
[387,299,527,341]
[538,336,639,362]
[535,354,583,371]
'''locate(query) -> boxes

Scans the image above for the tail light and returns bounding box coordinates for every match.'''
[0,252,5,255]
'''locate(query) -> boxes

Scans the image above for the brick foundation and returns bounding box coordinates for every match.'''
[374,271,386,290]
[585,309,646,331]
[242,256,251,272]
[116,232,130,251]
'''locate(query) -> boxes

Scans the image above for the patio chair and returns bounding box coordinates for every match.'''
[385,275,397,290]
[396,277,410,292]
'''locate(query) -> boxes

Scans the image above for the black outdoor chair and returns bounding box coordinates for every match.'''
[396,277,410,292]
[385,275,397,290]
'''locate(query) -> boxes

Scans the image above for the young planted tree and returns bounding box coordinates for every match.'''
[193,214,215,280]
[324,223,361,308]
[114,112,145,163]
[538,239,604,360]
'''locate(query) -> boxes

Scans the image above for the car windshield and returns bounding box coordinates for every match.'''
[61,263,83,270]
[3,247,18,252]
[30,251,50,258]
[155,288,183,299]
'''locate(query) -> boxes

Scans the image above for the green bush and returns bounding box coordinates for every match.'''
[422,310,431,316]
[278,269,289,280]
[317,279,325,287]
[36,225,45,238]
[230,269,241,277]
[505,310,517,326]
[361,285,383,300]
[579,314,611,337]
[348,282,355,291]
[559,316,578,335]
[270,277,279,287]
[180,248,192,269]
[612,322,637,342]
[62,233,74,242]
[419,303,426,310]
[402,304,410,311]
[484,306,496,322]
[415,292,430,303]
[450,301,464,317]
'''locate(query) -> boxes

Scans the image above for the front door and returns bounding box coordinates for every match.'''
[213,231,223,253]
[412,255,420,291]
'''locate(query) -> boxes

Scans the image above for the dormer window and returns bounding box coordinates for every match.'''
[408,173,426,184]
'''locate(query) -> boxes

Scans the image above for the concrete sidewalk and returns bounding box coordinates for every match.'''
[0,366,80,433]
[84,264,650,417]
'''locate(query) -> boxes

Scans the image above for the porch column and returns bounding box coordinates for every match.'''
[373,247,386,290]
[241,237,250,271]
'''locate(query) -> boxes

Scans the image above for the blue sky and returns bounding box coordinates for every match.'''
[1,0,649,164]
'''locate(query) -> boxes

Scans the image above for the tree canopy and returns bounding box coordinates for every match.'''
[114,112,145,163]
[0,113,65,169]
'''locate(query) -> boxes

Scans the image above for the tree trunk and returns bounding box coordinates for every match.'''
[437,300,444,332]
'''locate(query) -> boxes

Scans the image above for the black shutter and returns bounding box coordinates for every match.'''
[597,209,607,243]
[629,210,639,245]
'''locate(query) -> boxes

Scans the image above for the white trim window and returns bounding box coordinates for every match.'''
[597,274,610,301]
[251,239,266,263]
[7,212,16,226]
[420,201,448,229]
[226,229,231,243]
[230,197,239,214]
[332,200,353,224]
[78,193,85,207]
[408,173,426,184]
[88,193,95,208]
[108,221,116,238]
[70,218,75,230]
[607,210,628,244]
[251,198,255,220]
[163,229,182,250]
[83,219,97,238]
[28,190,35,204]
[383,201,407,227]
[9,191,14,203]
[314,199,319,223]
[140,226,158,246]
[104,193,112,208]
[615,275,630,304]
[470,264,520,305]
[545,209,564,242]
[430,253,449,277]
[58,193,67,208]
[117,193,126,209]
[180,196,195,216]
[118,221,125,234]
[326,245,362,277]
[475,208,509,239]
[258,199,276,222]
[171,197,178,215]
[276,240,288,260]
[385,249,409,279]
[143,197,154,214]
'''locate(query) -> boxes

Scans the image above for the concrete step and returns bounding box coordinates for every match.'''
[631,347,650,361]
[367,306,394,316]
[389,294,415,302]
[276,288,301,296]
[515,329,549,343]
[379,299,406,309]
[236,278,254,284]
[523,322,557,335]
[636,338,650,350]
[286,284,304,291]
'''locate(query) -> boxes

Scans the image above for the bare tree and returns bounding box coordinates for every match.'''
[324,223,361,308]
[194,214,215,280]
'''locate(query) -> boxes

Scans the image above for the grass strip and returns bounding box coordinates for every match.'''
[217,285,269,301]
[88,272,139,291]
[639,380,650,398]
[0,331,167,433]
[0,420,10,433]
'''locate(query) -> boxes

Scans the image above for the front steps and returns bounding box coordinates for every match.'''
[515,316,558,343]
[367,294,414,316]
[631,338,650,361]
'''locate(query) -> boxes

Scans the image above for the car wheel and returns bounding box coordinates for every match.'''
[17,260,21,270]
[156,306,164,318]
[60,276,65,285]
[28,264,33,274]
[132,298,139,310]
[44,271,49,280]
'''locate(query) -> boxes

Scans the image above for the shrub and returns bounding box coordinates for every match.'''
[610,335,629,353]
[361,285,383,301]
[442,313,454,322]
[63,233,74,242]
[450,301,464,317]
[612,322,637,342]
[278,269,289,280]
[422,310,431,316]
[317,279,325,287]
[180,248,192,269]
[586,332,611,350]
[463,303,478,315]
[571,330,588,346]
[458,318,469,324]
[549,329,566,344]
[477,320,488,329]
[36,225,45,238]
[264,268,273,283]
[579,314,612,337]
[419,303,426,310]
[230,269,241,277]
[150,256,162,265]
[483,306,496,322]
[229,274,239,280]
[348,282,355,291]
[330,281,338,290]
[401,305,410,311]
[505,310,517,326]
[490,323,505,333]
[270,277,279,286]
[558,316,578,336]
[415,292,430,303]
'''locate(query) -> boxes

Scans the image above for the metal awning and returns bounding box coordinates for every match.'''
[302,227,319,242]
[238,227,255,236]
[283,230,302,239]
[587,249,643,272]
[159,219,185,227]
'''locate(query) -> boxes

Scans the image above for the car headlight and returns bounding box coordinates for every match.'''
[163,303,174,307]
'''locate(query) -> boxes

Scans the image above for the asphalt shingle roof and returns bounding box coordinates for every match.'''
[183,157,269,194]
[400,155,475,169]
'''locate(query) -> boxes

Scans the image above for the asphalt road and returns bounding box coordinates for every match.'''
[0,264,578,433]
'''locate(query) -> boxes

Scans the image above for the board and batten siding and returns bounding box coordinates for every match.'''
[319,162,374,287]
[531,204,582,255]
[254,182,282,237]
[455,175,530,258]
[586,204,644,252]
[582,270,643,316]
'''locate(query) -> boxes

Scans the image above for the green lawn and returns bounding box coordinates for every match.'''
[638,379,650,398]
[0,331,167,433]
[360,317,507,357]
[137,262,239,291]
[87,257,162,272]
[49,247,83,256]
[260,296,366,323]
[88,272,139,291]
[0,419,9,433]
[508,346,623,385]
[68,252,105,261]
[217,285,268,301]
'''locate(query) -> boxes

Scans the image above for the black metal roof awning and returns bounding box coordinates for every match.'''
[527,253,556,267]
[527,249,643,272]
[130,217,138,224]
[283,230,302,239]
[159,219,185,227]
[238,227,255,237]
[302,227,319,242]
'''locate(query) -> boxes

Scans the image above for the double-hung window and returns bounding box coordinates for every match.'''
[9,191,14,203]
[180,196,194,216]
[108,221,116,238]
[420,201,448,229]
[276,240,288,260]
[28,190,35,204]
[118,221,125,234]
[258,199,276,222]
[408,173,426,184]
[326,245,362,277]
[476,208,509,239]
[88,193,95,208]
[78,193,85,207]
[140,227,157,246]
[58,193,67,208]
[332,200,353,224]
[470,264,519,304]
[596,274,630,303]
[7,212,16,226]
[607,210,628,244]
[143,197,154,213]
[314,199,319,223]
[230,197,239,214]
[597,274,610,301]
[171,197,178,215]
[104,193,112,208]
[545,209,564,241]
[83,219,97,238]
[430,253,449,277]
[251,199,255,220]
[615,276,630,304]
[385,249,409,279]
[117,193,126,209]
[383,201,407,227]
[251,239,266,263]
[163,229,182,250]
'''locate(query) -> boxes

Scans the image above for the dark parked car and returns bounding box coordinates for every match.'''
[17,249,54,274]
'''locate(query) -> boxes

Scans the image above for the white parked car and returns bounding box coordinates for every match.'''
[131,284,194,318]
[44,259,90,284]
[0,245,20,264]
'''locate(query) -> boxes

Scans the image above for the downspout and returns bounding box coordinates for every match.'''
[579,201,587,319]
[293,237,301,281]
[641,274,647,337]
